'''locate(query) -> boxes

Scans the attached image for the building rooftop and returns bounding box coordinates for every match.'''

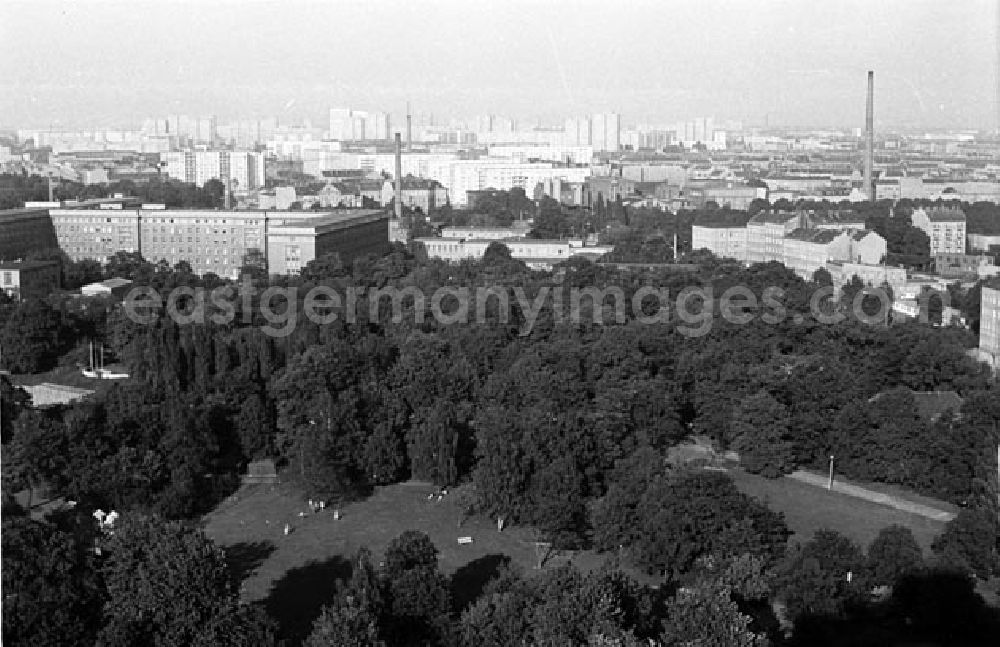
[849,229,879,241]
[785,228,844,243]
[921,207,967,222]
[272,209,387,231]
[749,211,800,225]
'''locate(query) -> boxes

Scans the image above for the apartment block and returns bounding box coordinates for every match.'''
[980,285,1000,365]
[911,207,966,255]
[692,223,748,262]
[162,150,265,189]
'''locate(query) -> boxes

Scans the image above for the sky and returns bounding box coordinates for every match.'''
[1,0,998,131]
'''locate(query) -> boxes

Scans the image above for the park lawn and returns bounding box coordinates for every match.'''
[728,468,947,553]
[202,480,608,604]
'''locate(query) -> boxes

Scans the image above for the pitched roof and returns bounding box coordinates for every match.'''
[849,229,878,241]
[925,207,966,222]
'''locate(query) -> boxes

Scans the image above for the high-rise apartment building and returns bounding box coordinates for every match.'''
[591,113,621,152]
[329,108,391,141]
[564,117,592,147]
[162,151,265,189]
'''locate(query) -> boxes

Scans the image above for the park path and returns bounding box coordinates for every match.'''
[787,470,956,522]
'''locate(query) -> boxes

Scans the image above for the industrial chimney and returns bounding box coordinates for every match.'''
[864,70,874,202]
[406,101,412,151]
[394,133,403,219]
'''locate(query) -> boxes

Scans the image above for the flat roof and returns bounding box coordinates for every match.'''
[0,260,60,270]
[270,209,387,232]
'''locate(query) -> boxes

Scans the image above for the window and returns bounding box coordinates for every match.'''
[2,272,11,286]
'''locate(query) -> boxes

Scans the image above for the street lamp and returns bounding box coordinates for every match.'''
[827,454,835,490]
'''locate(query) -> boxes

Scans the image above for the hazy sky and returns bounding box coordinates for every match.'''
[2,0,997,130]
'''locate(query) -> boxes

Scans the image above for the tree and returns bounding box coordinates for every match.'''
[730,391,796,477]
[306,548,385,647]
[661,581,765,647]
[931,508,999,580]
[776,529,868,620]
[381,531,451,645]
[98,513,269,646]
[2,515,103,647]
[0,298,65,373]
[865,525,923,587]
[592,460,789,578]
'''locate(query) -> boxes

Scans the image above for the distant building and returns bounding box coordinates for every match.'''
[782,229,852,280]
[968,233,1000,253]
[439,224,532,240]
[162,150,265,189]
[0,260,61,300]
[746,211,802,264]
[591,113,621,153]
[934,253,999,279]
[415,237,613,270]
[911,207,966,256]
[379,176,448,213]
[691,222,748,262]
[980,284,1000,366]
[266,210,388,275]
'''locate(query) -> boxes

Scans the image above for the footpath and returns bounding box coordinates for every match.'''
[788,470,956,523]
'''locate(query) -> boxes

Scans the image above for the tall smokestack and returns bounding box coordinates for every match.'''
[406,101,412,151]
[394,133,403,219]
[864,70,874,201]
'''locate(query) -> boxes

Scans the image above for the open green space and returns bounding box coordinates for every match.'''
[728,467,948,552]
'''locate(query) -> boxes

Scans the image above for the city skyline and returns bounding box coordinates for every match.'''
[2,0,998,131]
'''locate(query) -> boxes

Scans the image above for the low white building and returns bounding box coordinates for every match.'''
[416,237,613,270]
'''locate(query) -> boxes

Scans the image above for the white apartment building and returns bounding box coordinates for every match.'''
[782,229,852,279]
[692,224,748,262]
[163,151,265,189]
[591,113,621,153]
[981,285,1000,365]
[746,212,803,264]
[328,108,391,141]
[486,144,594,165]
[911,207,966,255]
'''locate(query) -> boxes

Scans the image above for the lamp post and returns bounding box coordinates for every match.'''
[827,454,835,490]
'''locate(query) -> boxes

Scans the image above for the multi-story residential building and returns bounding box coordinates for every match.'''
[0,260,61,300]
[746,211,803,264]
[848,230,887,265]
[980,284,1000,366]
[162,151,265,189]
[266,210,388,275]
[49,205,142,259]
[911,207,966,255]
[379,177,448,213]
[564,117,592,147]
[826,261,907,292]
[691,222,748,262]
[0,208,58,260]
[47,207,385,279]
[781,229,853,279]
[934,253,1000,279]
[591,113,621,153]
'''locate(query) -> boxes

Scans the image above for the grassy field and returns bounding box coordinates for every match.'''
[201,468,958,642]
[202,481,609,643]
[728,468,948,552]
